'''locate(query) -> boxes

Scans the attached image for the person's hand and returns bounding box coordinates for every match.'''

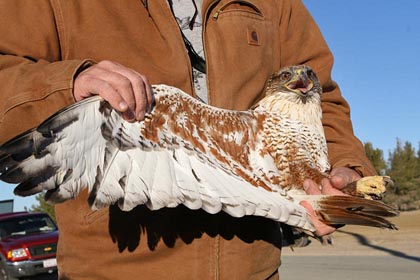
[74,60,154,122]
[328,166,362,190]
[301,167,362,236]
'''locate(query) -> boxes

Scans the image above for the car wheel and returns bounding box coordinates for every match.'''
[0,262,17,280]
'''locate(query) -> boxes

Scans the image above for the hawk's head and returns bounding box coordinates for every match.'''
[252,65,324,133]
[263,65,322,105]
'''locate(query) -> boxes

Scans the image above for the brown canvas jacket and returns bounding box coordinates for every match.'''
[0,0,376,279]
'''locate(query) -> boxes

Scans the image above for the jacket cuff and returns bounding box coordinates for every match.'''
[0,59,96,144]
[70,59,96,100]
[331,154,377,177]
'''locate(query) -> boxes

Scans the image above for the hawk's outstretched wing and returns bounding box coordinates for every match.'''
[0,85,314,231]
[0,65,398,233]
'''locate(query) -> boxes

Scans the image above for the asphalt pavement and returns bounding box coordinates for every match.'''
[279,255,420,280]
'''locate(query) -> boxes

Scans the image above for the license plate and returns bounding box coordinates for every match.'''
[43,258,57,268]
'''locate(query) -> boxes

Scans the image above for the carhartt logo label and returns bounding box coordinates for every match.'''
[247,28,260,45]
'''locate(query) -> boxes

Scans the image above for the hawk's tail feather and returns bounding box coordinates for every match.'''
[316,196,398,230]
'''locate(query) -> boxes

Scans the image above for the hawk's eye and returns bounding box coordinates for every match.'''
[280,72,291,81]
[307,69,314,77]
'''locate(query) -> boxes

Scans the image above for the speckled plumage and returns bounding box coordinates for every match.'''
[0,65,397,233]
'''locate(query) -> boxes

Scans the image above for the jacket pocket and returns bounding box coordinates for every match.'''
[204,0,274,109]
[212,0,264,20]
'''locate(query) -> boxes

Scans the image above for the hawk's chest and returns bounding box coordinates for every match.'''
[257,111,329,190]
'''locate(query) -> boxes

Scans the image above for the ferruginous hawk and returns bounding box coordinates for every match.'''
[0,65,397,234]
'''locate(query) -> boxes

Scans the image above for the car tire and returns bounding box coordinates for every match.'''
[0,261,17,280]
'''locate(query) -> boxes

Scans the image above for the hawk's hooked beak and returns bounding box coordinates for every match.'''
[286,69,313,95]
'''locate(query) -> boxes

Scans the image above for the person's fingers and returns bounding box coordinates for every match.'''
[101,72,137,121]
[303,179,321,195]
[126,73,150,121]
[74,71,129,113]
[74,61,155,122]
[96,61,152,121]
[95,62,139,120]
[300,201,336,236]
[329,167,362,189]
[320,178,345,195]
[302,180,337,236]
[77,67,137,121]
[303,178,347,196]
[302,175,351,238]
[329,174,347,189]
[142,75,154,113]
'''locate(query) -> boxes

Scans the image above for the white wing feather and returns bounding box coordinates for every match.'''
[0,85,314,232]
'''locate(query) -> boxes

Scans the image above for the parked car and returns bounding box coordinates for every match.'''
[0,212,58,280]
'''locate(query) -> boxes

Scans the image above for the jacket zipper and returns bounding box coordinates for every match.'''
[202,0,220,106]
[164,0,197,98]
[213,0,262,20]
